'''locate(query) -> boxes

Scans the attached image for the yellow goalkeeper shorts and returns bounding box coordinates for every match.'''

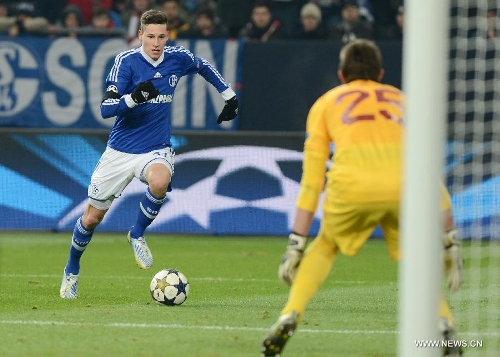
[318,201,401,260]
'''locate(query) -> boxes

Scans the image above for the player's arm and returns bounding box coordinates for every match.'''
[181,49,238,123]
[279,97,331,286]
[100,55,159,119]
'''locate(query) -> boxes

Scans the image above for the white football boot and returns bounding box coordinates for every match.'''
[60,270,79,299]
[128,232,153,269]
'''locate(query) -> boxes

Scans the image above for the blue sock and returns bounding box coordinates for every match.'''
[130,187,165,239]
[65,217,93,275]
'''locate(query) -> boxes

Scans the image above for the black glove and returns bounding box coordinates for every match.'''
[217,96,238,124]
[131,81,159,104]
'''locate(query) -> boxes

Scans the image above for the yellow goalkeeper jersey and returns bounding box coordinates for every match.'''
[297,79,405,213]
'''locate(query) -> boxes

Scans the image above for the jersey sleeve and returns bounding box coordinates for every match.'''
[296,95,331,213]
[100,52,136,119]
[179,47,234,98]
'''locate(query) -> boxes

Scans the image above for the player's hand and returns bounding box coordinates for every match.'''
[131,81,159,104]
[217,96,238,124]
[278,233,307,286]
[443,229,464,292]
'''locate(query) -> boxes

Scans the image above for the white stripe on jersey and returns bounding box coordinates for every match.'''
[201,58,229,86]
[109,48,140,83]
[165,46,195,61]
[101,98,121,107]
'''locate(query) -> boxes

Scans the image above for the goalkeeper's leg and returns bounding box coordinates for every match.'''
[281,235,338,317]
[261,236,338,356]
[439,295,454,326]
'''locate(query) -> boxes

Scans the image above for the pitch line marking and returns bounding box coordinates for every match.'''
[0,320,394,334]
[0,320,497,337]
[0,273,381,284]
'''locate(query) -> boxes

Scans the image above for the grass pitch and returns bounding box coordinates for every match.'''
[1,232,400,357]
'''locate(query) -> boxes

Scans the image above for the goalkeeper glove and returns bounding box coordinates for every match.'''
[217,96,238,124]
[131,81,159,104]
[443,228,464,292]
[278,233,307,286]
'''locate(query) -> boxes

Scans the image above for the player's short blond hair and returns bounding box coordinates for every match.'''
[339,39,382,83]
[140,9,168,31]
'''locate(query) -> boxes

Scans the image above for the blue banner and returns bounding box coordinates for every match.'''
[0,36,242,130]
[0,131,318,236]
[1,131,498,239]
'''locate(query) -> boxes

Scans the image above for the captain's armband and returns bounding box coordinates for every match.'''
[101,85,121,103]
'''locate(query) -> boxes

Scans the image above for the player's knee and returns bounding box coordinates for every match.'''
[82,210,105,229]
[148,178,169,197]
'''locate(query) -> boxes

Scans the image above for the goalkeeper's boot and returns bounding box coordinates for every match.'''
[128,232,153,269]
[261,311,299,357]
[439,317,464,357]
[60,269,79,299]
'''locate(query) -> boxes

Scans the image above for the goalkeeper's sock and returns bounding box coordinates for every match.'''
[130,187,165,239]
[439,294,455,326]
[281,236,338,319]
[65,217,93,275]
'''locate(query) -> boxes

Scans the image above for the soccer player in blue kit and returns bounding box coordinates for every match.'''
[60,9,238,299]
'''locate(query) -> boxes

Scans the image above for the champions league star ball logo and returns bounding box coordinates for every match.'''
[0,41,40,117]
[59,146,324,235]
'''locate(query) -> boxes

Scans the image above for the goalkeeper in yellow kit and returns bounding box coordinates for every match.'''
[261,39,464,357]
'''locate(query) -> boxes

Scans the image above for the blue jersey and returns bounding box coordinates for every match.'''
[101,45,233,154]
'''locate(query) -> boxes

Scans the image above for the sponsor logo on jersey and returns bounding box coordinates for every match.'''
[149,94,173,103]
[169,75,178,87]
[154,72,162,78]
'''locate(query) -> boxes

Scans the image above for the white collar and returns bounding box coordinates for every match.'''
[140,46,164,67]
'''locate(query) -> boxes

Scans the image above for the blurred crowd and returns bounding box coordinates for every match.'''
[0,0,494,43]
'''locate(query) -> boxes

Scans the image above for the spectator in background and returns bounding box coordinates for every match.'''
[357,0,374,23]
[159,0,190,40]
[291,2,328,40]
[8,2,49,37]
[379,4,403,41]
[122,0,154,44]
[182,0,217,24]
[178,5,228,39]
[90,5,116,31]
[67,0,114,26]
[269,0,300,37]
[369,0,401,40]
[239,1,286,42]
[0,2,8,17]
[59,4,84,37]
[0,2,15,34]
[329,0,372,43]
[109,0,127,29]
[304,0,342,29]
[216,0,253,38]
[36,0,68,34]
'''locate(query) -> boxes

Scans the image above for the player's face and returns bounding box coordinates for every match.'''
[139,24,169,60]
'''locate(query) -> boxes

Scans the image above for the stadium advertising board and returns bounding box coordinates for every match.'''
[0,131,324,235]
[0,131,497,238]
[0,36,241,130]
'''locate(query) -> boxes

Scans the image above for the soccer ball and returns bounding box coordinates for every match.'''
[150,269,190,306]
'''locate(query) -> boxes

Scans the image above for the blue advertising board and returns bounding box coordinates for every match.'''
[0,131,499,239]
[0,131,322,236]
[0,36,242,130]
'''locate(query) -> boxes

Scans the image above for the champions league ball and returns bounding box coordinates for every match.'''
[150,269,190,306]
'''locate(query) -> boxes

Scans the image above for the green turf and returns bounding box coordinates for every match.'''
[0,231,471,357]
